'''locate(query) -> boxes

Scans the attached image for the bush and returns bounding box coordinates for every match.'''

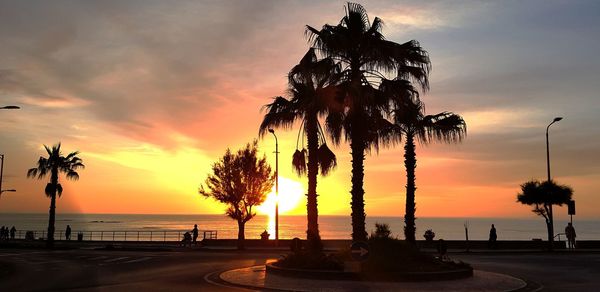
[274,251,344,271]
[360,237,471,280]
[370,223,391,239]
[423,229,435,241]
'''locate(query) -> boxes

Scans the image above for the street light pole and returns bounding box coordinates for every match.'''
[545,117,562,247]
[0,106,20,199]
[268,129,279,246]
[0,154,4,199]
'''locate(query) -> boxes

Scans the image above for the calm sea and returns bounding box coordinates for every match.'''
[0,213,598,240]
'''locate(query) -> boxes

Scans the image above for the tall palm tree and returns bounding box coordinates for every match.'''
[307,2,430,241]
[393,100,466,243]
[27,143,84,248]
[260,48,340,252]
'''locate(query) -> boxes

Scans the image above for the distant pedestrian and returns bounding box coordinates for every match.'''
[182,232,192,247]
[437,239,449,261]
[489,224,497,249]
[565,223,576,249]
[10,226,16,240]
[0,226,5,240]
[65,225,72,241]
[192,224,199,245]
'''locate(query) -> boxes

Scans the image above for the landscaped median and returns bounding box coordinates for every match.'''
[267,237,473,282]
[265,261,473,282]
[218,265,527,291]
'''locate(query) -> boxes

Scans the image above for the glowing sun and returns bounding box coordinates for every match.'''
[257,177,305,215]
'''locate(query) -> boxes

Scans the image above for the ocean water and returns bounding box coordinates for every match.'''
[0,213,598,240]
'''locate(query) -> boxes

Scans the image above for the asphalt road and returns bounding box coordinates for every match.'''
[0,248,274,291]
[454,252,600,292]
[1,248,599,291]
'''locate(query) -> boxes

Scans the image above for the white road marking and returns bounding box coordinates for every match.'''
[103,257,129,263]
[29,260,69,265]
[121,257,152,264]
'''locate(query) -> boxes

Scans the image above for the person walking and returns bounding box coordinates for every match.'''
[192,224,199,245]
[489,224,497,249]
[10,226,16,240]
[65,225,72,241]
[565,223,576,249]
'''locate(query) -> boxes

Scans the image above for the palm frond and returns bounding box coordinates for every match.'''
[317,144,337,176]
[258,96,299,136]
[292,149,307,176]
[424,112,467,143]
[66,171,80,181]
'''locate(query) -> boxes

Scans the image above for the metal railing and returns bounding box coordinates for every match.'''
[4,229,217,242]
[554,232,566,241]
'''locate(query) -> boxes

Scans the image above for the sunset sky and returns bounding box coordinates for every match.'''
[0,0,598,219]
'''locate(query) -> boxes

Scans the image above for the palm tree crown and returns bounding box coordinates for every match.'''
[27,143,84,196]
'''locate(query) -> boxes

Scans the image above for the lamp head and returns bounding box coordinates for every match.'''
[268,128,275,134]
[553,117,563,122]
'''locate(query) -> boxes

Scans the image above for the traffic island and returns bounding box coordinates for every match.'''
[218,265,527,291]
[266,237,473,282]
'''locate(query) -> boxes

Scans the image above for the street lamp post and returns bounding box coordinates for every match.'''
[268,129,279,246]
[0,154,3,198]
[0,154,17,199]
[0,106,20,199]
[546,117,562,246]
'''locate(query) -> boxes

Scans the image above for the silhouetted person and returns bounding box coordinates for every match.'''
[489,224,497,249]
[565,223,576,249]
[437,239,449,261]
[0,226,5,240]
[65,225,72,241]
[192,224,199,245]
[10,226,16,240]
[182,232,192,247]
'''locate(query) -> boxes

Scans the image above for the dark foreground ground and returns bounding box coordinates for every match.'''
[1,247,599,291]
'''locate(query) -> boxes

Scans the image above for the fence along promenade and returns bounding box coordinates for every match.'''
[7,229,217,242]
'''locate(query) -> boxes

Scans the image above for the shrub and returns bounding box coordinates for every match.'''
[423,229,435,241]
[274,251,344,271]
[370,222,391,239]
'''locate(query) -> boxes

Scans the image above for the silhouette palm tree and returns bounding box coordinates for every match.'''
[306,2,430,241]
[27,143,84,248]
[392,100,466,243]
[260,48,340,251]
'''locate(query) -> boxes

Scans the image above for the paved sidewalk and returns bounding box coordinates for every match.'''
[219,265,527,292]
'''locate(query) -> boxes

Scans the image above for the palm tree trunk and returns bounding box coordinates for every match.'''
[548,204,554,250]
[350,133,367,242]
[237,220,245,250]
[306,116,322,252]
[348,63,367,242]
[47,192,56,248]
[46,169,59,248]
[404,133,417,244]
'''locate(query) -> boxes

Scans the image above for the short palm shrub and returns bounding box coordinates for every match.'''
[423,229,435,241]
